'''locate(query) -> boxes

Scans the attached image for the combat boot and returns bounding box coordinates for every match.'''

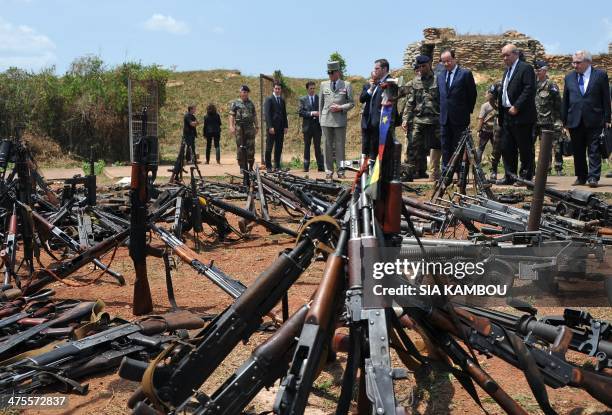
[303,161,310,172]
[429,149,441,181]
[216,147,221,164]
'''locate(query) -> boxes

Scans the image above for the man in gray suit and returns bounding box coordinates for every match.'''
[319,61,355,179]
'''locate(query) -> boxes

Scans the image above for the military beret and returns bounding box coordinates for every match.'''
[240,85,250,92]
[534,60,548,70]
[415,55,431,66]
[488,83,501,97]
[327,61,340,72]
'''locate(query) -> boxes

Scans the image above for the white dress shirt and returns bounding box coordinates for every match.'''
[579,65,592,92]
[502,59,519,108]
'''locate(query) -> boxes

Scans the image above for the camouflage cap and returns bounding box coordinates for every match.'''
[534,60,548,70]
[327,61,340,72]
[240,85,250,92]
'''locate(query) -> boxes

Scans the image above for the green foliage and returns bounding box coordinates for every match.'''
[272,69,293,98]
[82,159,106,176]
[0,55,171,161]
[329,51,347,78]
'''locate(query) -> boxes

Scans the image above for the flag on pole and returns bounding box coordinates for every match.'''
[365,105,392,200]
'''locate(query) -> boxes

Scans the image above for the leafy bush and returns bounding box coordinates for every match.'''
[0,56,170,161]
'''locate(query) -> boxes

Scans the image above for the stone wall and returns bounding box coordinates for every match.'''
[405,28,611,74]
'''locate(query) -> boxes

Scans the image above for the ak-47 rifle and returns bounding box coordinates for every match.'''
[150,224,246,299]
[12,198,124,285]
[0,310,204,394]
[124,190,349,412]
[0,301,101,360]
[131,107,157,316]
[1,205,18,287]
[274,214,349,414]
[168,305,310,415]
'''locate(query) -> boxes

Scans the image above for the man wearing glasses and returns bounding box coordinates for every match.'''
[561,50,611,188]
[497,44,537,185]
[319,61,354,179]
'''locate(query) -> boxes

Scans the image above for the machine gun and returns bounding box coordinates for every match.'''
[130,107,159,315]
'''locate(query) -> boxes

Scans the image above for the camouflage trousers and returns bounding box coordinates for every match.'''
[477,129,502,172]
[406,123,439,175]
[533,124,563,171]
[235,124,256,170]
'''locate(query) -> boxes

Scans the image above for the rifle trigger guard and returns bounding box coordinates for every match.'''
[295,215,340,254]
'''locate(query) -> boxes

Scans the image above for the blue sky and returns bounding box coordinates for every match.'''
[1,0,611,77]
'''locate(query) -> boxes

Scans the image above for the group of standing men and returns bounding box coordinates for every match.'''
[222,47,610,186]
[400,44,611,187]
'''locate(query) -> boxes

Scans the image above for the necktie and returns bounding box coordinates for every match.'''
[332,81,336,91]
[310,96,314,107]
[578,73,585,95]
[446,71,451,90]
[276,96,280,105]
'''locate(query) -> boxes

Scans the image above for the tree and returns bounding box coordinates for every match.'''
[272,69,293,97]
[329,51,347,78]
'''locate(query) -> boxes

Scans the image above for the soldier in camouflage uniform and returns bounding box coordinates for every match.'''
[228,85,259,172]
[397,77,415,180]
[533,60,564,175]
[402,55,441,181]
[476,83,503,181]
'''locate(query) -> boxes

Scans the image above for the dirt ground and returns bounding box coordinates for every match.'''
[13,198,612,415]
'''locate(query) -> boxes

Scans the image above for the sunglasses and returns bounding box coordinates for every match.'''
[327,70,335,75]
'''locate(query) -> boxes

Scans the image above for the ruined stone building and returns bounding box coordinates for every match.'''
[404,28,612,73]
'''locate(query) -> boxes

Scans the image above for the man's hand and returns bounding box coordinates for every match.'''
[330,104,342,113]
[283,128,288,134]
[508,106,519,116]
[311,111,319,117]
[269,127,275,135]
[229,126,235,134]
[606,122,611,129]
[401,121,408,132]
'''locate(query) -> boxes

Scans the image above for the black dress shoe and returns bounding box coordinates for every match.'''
[572,179,586,186]
[606,171,612,178]
[587,178,598,188]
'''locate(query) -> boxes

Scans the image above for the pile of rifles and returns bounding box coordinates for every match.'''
[0,129,610,415]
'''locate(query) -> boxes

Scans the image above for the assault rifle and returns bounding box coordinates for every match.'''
[0,310,205,394]
[1,205,18,287]
[512,175,612,226]
[123,190,349,412]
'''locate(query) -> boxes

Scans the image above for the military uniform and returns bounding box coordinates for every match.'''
[397,82,415,166]
[477,100,502,176]
[402,70,440,178]
[229,98,257,169]
[319,63,354,176]
[534,78,563,174]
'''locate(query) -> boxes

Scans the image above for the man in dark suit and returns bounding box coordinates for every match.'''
[437,49,477,170]
[359,72,375,157]
[562,50,611,187]
[361,58,391,159]
[497,43,537,185]
[298,81,323,172]
[263,82,289,170]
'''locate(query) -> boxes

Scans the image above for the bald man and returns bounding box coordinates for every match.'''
[497,44,537,185]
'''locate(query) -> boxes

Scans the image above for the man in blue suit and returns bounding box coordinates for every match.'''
[561,50,611,187]
[437,49,477,170]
